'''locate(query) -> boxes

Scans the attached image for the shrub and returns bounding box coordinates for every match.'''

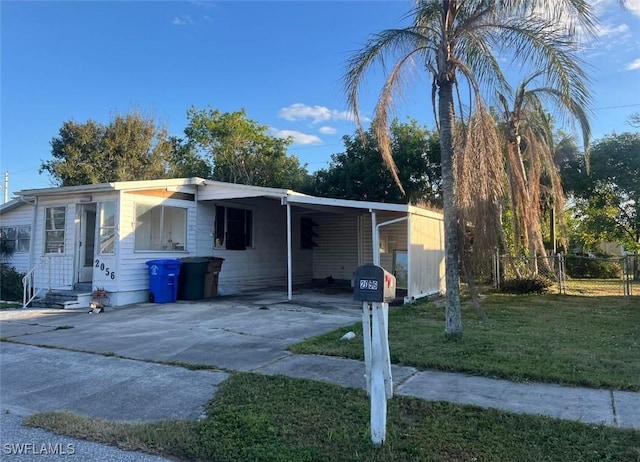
[0,264,25,301]
[500,277,553,295]
[565,256,622,279]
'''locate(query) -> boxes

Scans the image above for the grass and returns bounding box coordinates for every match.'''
[25,372,640,462]
[0,301,22,310]
[564,278,640,297]
[289,294,640,391]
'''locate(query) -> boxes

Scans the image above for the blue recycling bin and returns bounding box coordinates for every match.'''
[146,259,182,303]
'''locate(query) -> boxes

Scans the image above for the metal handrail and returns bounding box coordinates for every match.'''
[22,266,42,308]
[21,255,74,308]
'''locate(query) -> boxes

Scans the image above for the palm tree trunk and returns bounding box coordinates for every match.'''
[438,80,462,336]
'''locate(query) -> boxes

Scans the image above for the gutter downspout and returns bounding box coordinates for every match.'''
[26,196,38,272]
[370,210,378,265]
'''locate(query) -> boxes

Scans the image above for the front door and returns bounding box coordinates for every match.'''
[76,203,97,283]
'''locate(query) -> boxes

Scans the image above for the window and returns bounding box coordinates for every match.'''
[0,225,31,253]
[214,205,253,250]
[45,207,66,253]
[135,204,187,251]
[99,201,116,254]
[300,217,318,249]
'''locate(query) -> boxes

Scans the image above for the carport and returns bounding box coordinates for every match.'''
[281,193,446,303]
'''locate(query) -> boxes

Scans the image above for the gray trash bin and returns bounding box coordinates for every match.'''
[178,257,209,300]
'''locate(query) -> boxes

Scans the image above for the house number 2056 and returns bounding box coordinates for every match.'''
[94,259,116,280]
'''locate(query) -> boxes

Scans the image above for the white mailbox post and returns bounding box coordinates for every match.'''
[353,263,396,445]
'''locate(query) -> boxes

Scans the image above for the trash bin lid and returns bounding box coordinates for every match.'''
[146,259,182,266]
[179,257,209,264]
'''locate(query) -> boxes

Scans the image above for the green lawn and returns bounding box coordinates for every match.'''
[290,294,640,391]
[0,301,22,310]
[564,278,639,297]
[26,373,640,462]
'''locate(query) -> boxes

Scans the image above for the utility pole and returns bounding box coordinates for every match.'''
[3,171,8,204]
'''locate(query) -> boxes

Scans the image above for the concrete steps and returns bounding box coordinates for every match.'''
[30,289,93,310]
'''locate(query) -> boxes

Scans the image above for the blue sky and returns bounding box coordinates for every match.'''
[2,0,639,198]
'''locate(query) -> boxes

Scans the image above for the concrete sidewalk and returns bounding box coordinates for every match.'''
[1,296,639,432]
[255,353,640,430]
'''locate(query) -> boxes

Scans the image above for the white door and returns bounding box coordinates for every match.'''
[76,204,97,283]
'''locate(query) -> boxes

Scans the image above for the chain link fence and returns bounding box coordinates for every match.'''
[494,253,639,297]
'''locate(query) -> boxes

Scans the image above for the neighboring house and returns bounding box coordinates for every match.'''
[0,198,34,273]
[598,242,626,256]
[6,178,446,307]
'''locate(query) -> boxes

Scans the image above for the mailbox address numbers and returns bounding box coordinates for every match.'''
[359,279,379,291]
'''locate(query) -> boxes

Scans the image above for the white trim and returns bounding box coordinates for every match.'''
[286,202,292,301]
[17,177,205,198]
[201,179,289,199]
[407,214,412,297]
[287,193,409,213]
[404,289,441,304]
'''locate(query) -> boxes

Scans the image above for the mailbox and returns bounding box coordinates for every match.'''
[353,263,396,303]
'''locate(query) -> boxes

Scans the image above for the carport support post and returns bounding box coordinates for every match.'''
[286,201,292,301]
[370,210,379,266]
[362,302,372,395]
[365,300,391,445]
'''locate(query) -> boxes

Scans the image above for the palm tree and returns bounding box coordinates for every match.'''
[496,71,591,274]
[345,0,595,336]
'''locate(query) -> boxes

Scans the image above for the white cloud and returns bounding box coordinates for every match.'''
[625,0,640,15]
[595,22,630,38]
[278,103,354,124]
[272,129,322,145]
[172,16,194,26]
[319,126,338,135]
[625,58,640,70]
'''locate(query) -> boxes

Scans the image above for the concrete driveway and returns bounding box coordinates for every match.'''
[0,290,362,422]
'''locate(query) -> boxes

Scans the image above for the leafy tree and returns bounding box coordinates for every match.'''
[570,132,640,253]
[41,112,172,186]
[184,107,309,189]
[344,0,595,336]
[166,136,212,179]
[309,119,441,205]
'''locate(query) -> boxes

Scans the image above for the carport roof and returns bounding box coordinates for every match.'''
[197,180,429,215]
[14,177,441,218]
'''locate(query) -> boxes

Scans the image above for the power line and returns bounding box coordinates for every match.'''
[5,166,41,175]
[595,103,640,110]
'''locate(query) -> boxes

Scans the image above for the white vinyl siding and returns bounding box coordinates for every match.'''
[312,214,360,282]
[0,202,34,274]
[408,210,446,297]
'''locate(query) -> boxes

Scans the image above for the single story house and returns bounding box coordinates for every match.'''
[1,178,445,307]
